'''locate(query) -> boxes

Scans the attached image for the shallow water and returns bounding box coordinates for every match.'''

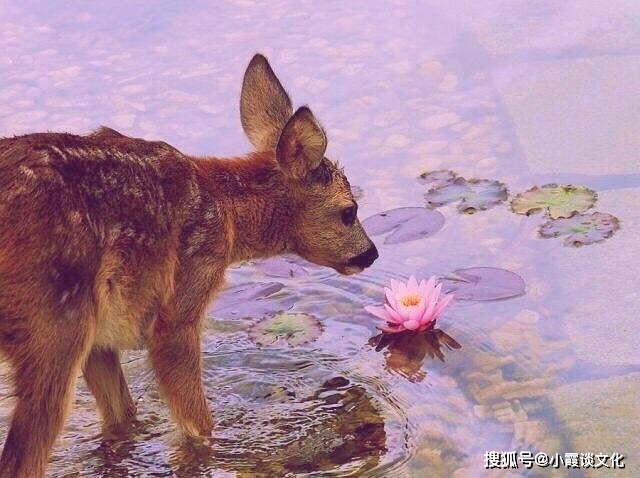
[1,1,639,476]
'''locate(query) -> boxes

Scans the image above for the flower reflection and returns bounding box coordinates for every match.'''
[368,329,461,382]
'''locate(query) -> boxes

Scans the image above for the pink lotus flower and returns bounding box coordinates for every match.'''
[365,275,455,333]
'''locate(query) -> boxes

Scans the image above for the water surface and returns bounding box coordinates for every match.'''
[1,1,639,476]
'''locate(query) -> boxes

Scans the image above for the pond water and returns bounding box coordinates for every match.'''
[1,1,639,476]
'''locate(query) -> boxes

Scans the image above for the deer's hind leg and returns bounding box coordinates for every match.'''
[0,298,96,478]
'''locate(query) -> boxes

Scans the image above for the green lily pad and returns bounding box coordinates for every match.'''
[248,312,322,346]
[424,177,508,214]
[423,176,468,207]
[539,212,620,247]
[510,184,597,219]
[459,179,509,213]
[417,169,458,187]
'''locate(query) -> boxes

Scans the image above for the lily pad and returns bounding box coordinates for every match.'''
[210,282,295,320]
[417,169,458,187]
[248,312,322,346]
[460,179,510,213]
[254,256,309,278]
[439,267,525,301]
[424,178,508,214]
[539,211,620,247]
[423,177,468,207]
[362,207,445,244]
[510,184,597,219]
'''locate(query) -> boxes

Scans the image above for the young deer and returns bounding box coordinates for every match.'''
[0,54,378,477]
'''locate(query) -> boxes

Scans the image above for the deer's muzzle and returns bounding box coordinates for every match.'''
[347,244,379,270]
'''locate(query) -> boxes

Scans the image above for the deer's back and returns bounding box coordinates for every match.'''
[0,128,201,248]
[0,129,205,329]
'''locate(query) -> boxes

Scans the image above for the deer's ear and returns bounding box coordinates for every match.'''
[240,54,293,151]
[276,106,327,179]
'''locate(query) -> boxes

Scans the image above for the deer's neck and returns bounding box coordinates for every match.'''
[193,152,295,264]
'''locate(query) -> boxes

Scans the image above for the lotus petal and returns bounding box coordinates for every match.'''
[364,275,455,334]
[364,305,393,322]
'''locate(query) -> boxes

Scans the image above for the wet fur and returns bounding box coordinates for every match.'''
[0,55,375,477]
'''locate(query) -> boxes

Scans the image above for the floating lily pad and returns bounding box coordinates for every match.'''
[248,312,322,346]
[460,179,510,213]
[424,178,508,214]
[539,211,620,247]
[423,177,468,207]
[510,184,597,219]
[417,169,458,187]
[439,267,525,301]
[362,207,445,244]
[210,282,295,320]
[254,256,309,278]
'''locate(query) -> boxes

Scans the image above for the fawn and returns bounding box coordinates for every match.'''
[0,54,378,477]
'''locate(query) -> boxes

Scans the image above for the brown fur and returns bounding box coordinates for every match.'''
[0,54,377,477]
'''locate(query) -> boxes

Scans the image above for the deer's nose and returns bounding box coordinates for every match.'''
[348,244,379,269]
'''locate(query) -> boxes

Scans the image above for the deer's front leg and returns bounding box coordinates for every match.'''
[150,306,213,438]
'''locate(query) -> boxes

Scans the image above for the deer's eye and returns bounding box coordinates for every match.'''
[341,205,357,226]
